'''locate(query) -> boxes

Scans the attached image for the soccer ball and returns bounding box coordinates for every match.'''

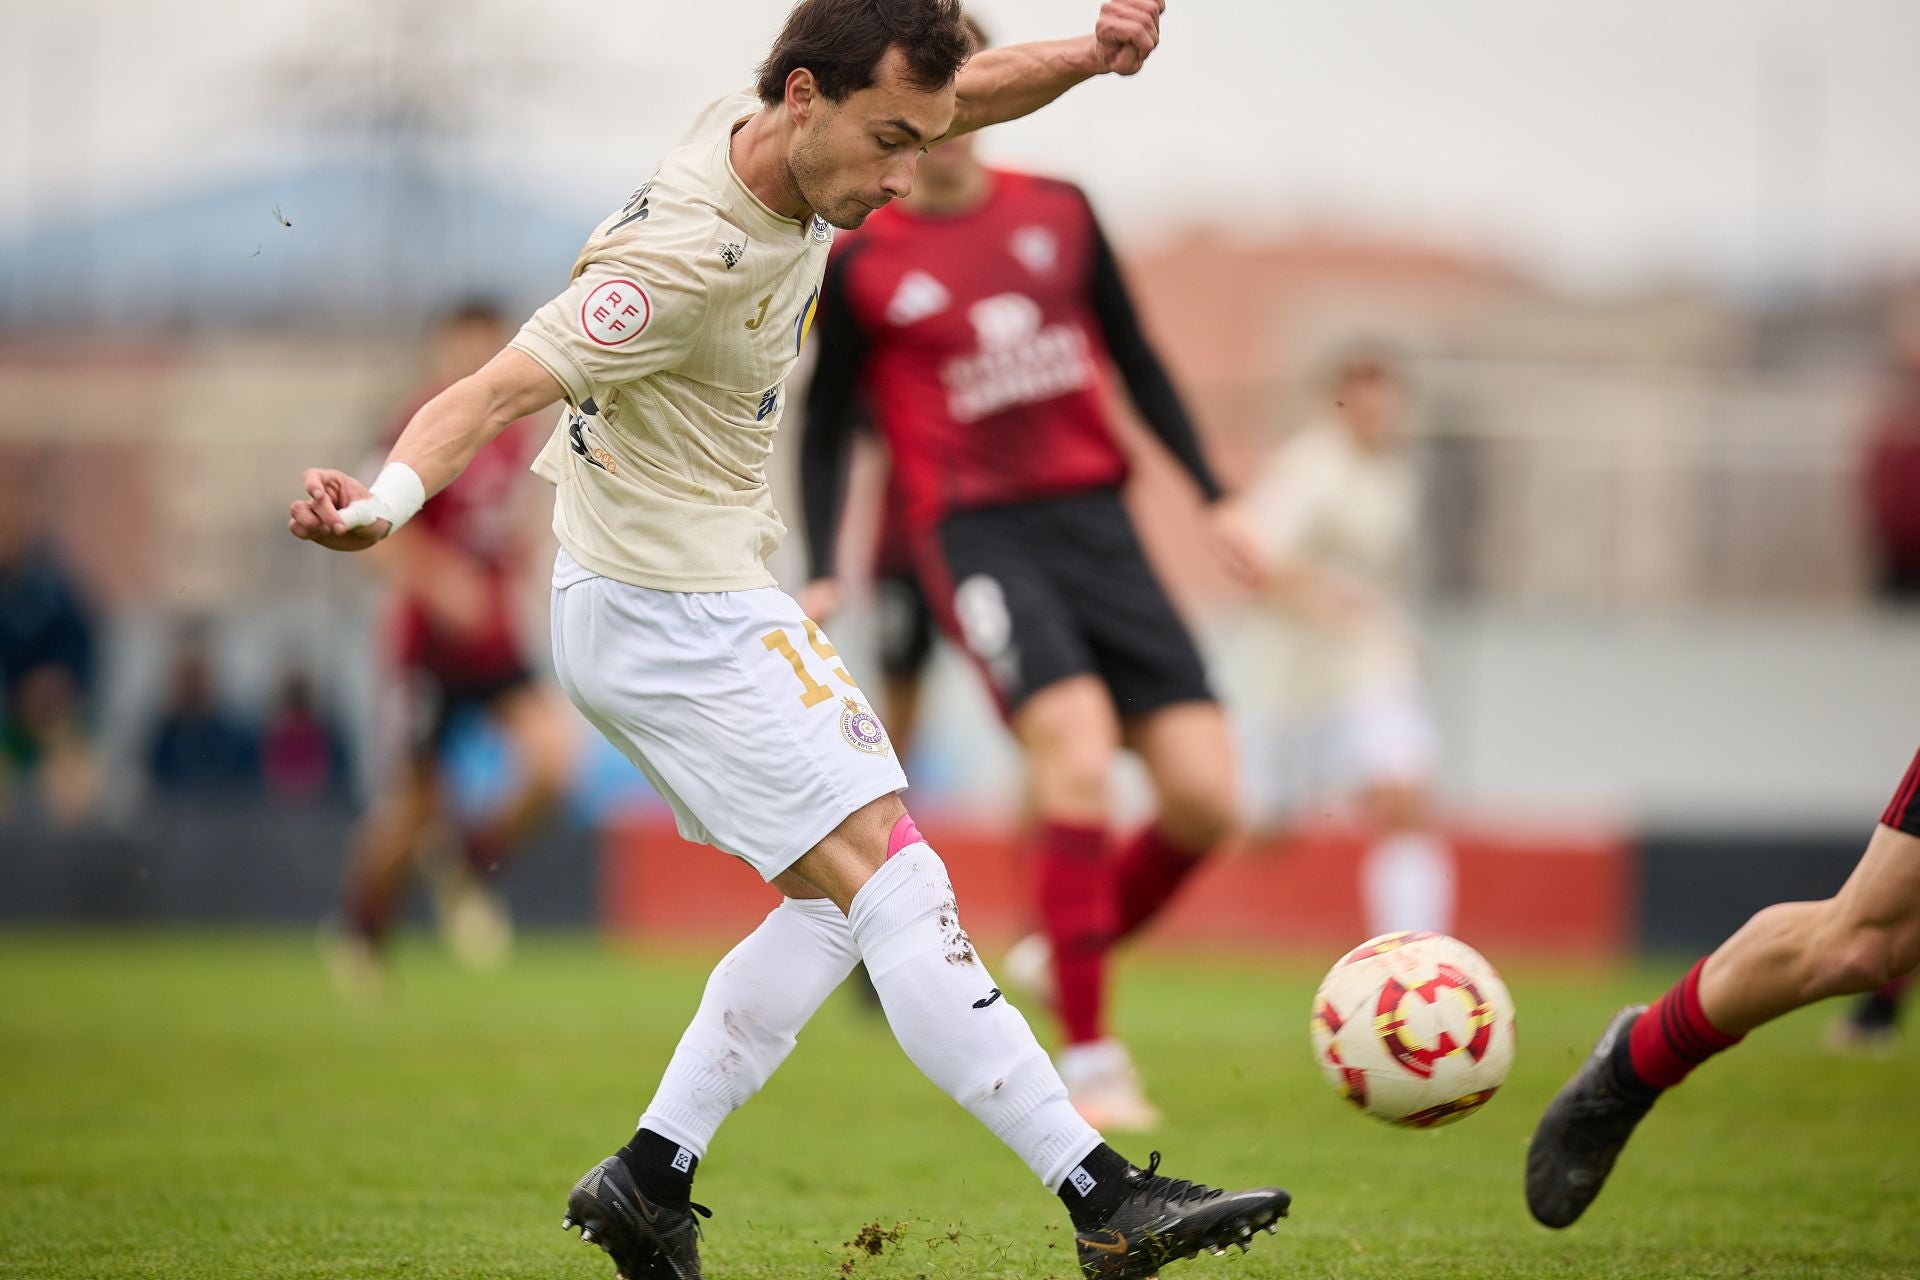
[1309,931,1516,1128]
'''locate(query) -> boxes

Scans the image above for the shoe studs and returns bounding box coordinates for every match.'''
[561,1217,575,1232]
[580,1228,597,1245]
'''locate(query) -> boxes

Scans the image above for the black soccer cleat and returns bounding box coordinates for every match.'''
[561,1156,710,1280]
[1074,1152,1290,1279]
[1525,1005,1658,1229]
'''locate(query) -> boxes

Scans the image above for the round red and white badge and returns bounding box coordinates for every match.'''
[579,279,652,347]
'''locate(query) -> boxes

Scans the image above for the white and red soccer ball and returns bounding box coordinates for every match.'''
[1310,931,1517,1128]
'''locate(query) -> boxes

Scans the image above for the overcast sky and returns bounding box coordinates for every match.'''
[1,0,1915,292]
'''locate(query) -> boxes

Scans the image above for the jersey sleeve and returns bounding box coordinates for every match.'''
[509,229,714,406]
[1079,190,1223,503]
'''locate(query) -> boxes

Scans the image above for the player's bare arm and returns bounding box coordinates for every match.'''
[948,0,1165,138]
[288,347,561,552]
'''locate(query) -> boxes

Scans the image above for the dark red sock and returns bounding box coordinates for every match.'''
[1112,823,1210,941]
[1625,957,1743,1090]
[1036,821,1116,1046]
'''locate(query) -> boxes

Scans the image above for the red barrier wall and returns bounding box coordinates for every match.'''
[601,812,1633,959]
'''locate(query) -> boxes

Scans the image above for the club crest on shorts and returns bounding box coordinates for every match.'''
[839,697,890,755]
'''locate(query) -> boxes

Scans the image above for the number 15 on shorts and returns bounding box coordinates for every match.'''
[762,621,859,708]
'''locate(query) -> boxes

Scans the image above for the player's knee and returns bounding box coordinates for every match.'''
[1026,732,1116,817]
[1816,922,1908,998]
[1159,774,1237,851]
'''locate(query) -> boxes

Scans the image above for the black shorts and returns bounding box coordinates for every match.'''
[924,488,1213,718]
[405,664,535,761]
[1883,748,1920,836]
[875,567,937,681]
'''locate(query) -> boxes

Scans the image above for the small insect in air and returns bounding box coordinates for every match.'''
[272,205,293,228]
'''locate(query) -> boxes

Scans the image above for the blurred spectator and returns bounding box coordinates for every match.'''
[1862,321,1920,604]
[260,666,350,805]
[146,625,259,796]
[0,455,100,824]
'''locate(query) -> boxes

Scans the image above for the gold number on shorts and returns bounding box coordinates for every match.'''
[762,624,859,708]
[802,620,859,689]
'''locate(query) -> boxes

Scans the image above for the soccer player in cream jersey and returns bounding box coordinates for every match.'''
[287,3,1290,1278]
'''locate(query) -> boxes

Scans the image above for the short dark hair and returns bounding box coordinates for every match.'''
[439,297,507,330]
[756,0,973,105]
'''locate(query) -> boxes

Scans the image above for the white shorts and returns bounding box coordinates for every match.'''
[1243,680,1439,823]
[548,550,908,880]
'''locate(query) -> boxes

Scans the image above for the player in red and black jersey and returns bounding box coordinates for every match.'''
[1527,745,1920,1228]
[798,25,1262,1129]
[332,302,578,991]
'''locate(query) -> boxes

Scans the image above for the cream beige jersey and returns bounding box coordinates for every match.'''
[1243,419,1422,709]
[510,90,832,592]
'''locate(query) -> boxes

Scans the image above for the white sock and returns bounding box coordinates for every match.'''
[848,843,1101,1190]
[1361,830,1456,937]
[638,895,859,1156]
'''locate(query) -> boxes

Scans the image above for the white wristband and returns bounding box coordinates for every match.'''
[337,462,426,533]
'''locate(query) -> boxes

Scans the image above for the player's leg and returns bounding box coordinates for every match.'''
[924,505,1142,1113]
[874,568,938,755]
[1528,749,1920,1228]
[1345,684,1452,937]
[333,673,450,988]
[788,795,1290,1277]
[463,677,577,869]
[545,569,880,1275]
[548,565,1288,1277]
[1114,700,1236,941]
[1061,489,1231,945]
[1829,970,1915,1053]
[1014,674,1123,1032]
[1354,779,1452,934]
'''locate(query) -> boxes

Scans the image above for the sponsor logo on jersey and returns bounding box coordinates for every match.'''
[715,239,746,270]
[942,293,1092,422]
[1010,225,1059,276]
[756,388,779,421]
[839,697,891,755]
[580,279,651,347]
[885,270,951,327]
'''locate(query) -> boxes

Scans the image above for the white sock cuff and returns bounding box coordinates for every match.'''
[779,895,848,923]
[1042,1128,1108,1193]
[634,1111,712,1162]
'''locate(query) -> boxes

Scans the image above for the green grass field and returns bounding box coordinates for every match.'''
[1,931,1915,1279]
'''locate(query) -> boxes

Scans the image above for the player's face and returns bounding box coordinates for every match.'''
[789,49,957,230]
[1339,370,1407,448]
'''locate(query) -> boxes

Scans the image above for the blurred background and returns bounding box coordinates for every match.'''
[3,0,1919,962]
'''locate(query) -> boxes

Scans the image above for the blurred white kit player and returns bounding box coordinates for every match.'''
[1234,350,1453,938]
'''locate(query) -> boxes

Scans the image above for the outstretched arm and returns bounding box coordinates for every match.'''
[949,0,1165,138]
[288,346,561,551]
